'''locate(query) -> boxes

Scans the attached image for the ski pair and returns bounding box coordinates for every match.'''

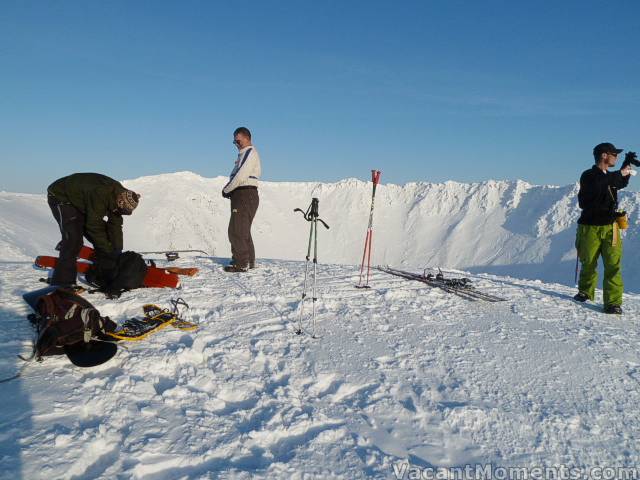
[376,266,506,302]
[108,299,198,341]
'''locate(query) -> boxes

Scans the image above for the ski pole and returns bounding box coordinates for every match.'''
[293,198,329,337]
[357,170,382,288]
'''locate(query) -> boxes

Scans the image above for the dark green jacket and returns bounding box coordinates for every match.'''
[48,173,126,254]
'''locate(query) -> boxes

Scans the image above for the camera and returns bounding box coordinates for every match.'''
[622,151,639,176]
[622,151,639,168]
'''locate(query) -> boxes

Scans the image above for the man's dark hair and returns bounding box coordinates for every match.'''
[234,127,251,139]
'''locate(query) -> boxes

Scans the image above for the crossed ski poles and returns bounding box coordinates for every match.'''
[294,198,330,337]
[357,170,382,288]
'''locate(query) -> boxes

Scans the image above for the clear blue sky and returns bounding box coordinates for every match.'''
[1,0,639,193]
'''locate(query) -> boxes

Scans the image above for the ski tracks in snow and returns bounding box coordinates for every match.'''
[1,261,640,478]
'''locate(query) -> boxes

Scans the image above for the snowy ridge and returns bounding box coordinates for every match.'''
[1,170,640,290]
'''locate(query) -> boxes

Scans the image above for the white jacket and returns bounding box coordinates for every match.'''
[223,146,261,194]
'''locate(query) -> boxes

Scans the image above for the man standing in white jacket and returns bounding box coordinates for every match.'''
[222,127,261,272]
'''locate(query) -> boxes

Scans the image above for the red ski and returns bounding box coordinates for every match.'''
[71,245,199,277]
[35,254,182,289]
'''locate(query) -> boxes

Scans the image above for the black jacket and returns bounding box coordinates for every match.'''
[577,166,629,225]
[48,173,126,254]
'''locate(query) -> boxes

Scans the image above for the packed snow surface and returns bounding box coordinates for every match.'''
[1,258,640,478]
[1,172,640,478]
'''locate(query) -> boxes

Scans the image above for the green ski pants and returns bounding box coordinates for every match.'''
[575,224,623,306]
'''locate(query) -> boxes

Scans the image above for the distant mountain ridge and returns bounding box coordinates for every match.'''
[2,171,639,291]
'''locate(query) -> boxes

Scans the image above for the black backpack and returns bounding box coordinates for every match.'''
[87,251,148,298]
[30,288,116,359]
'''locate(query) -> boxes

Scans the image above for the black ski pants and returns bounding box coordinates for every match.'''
[48,194,85,286]
[228,187,259,268]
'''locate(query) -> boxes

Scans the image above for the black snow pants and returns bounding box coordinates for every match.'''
[48,193,85,286]
[228,187,259,268]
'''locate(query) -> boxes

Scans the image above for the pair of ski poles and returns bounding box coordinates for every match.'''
[294,198,330,337]
[357,170,382,288]
[293,170,380,335]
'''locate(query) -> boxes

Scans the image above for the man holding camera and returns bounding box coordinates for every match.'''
[574,142,637,314]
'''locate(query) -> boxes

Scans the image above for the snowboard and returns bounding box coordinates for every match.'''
[22,286,118,367]
[107,304,198,341]
[35,254,183,289]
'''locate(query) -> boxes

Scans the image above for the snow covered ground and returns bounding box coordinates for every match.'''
[1,255,640,479]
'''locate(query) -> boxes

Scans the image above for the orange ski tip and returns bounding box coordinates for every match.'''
[165,267,199,276]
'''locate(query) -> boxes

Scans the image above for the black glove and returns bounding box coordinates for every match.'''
[222,190,231,199]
